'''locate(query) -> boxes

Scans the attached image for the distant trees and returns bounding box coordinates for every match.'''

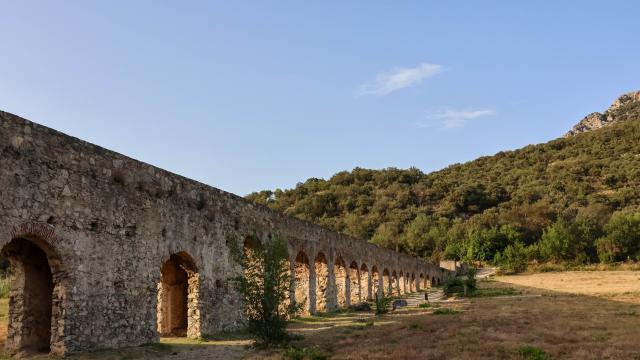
[246,115,640,271]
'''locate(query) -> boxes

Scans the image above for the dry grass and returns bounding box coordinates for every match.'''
[4,271,640,359]
[250,271,640,360]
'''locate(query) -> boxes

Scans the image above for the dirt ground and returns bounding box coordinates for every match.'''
[2,271,640,359]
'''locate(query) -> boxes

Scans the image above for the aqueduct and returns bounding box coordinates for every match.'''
[0,111,451,356]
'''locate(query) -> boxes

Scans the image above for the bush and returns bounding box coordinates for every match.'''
[597,212,640,262]
[229,234,297,346]
[442,277,464,296]
[374,293,391,315]
[465,267,477,292]
[516,345,549,360]
[496,242,527,274]
[0,276,9,299]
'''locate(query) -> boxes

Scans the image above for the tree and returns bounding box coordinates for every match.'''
[370,222,401,252]
[229,234,297,346]
[496,241,527,274]
[597,212,640,263]
[539,219,572,261]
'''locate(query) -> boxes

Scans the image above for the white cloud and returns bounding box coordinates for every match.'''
[356,63,443,97]
[423,108,496,129]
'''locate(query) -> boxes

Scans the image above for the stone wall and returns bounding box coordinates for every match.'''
[0,110,451,356]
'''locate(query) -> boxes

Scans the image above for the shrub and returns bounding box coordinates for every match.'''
[465,267,477,292]
[374,293,391,315]
[597,212,640,262]
[229,234,297,346]
[442,277,464,296]
[0,275,9,299]
[497,242,527,274]
[516,345,549,360]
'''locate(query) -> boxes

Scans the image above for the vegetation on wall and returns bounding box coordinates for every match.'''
[247,103,640,271]
[229,234,298,346]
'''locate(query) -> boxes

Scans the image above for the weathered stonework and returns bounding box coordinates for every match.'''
[0,111,451,356]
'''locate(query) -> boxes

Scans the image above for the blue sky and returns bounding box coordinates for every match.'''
[2,1,639,195]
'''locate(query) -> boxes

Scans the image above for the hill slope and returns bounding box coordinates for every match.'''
[247,92,640,263]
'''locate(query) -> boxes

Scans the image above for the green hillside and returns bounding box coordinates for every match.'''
[247,94,640,267]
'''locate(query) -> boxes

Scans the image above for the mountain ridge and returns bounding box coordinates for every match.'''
[565,91,640,137]
[246,91,640,262]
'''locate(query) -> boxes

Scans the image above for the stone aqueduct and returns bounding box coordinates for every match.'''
[0,111,451,356]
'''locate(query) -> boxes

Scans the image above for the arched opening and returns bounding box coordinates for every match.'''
[1,238,57,356]
[437,277,441,286]
[410,273,416,293]
[382,269,391,296]
[391,271,399,296]
[294,251,310,315]
[431,276,436,287]
[399,272,405,295]
[371,266,380,299]
[158,252,199,338]
[334,256,347,308]
[349,262,360,304]
[314,252,329,312]
[419,273,424,291]
[360,263,370,301]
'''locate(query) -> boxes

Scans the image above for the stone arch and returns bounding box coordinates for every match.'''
[399,271,406,294]
[419,273,425,291]
[431,276,436,287]
[1,233,65,357]
[314,252,329,312]
[293,250,310,315]
[371,266,380,298]
[391,271,399,296]
[359,263,370,301]
[348,261,360,304]
[410,273,416,292]
[437,277,441,286]
[382,269,391,296]
[334,256,347,308]
[157,251,200,338]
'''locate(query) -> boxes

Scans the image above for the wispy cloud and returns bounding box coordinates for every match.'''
[356,63,443,97]
[422,108,496,129]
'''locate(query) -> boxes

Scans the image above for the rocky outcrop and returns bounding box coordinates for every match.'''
[565,91,640,137]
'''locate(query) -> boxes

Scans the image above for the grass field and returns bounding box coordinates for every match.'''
[2,271,640,359]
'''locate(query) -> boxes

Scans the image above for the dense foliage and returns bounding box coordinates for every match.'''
[247,106,640,268]
[230,234,297,346]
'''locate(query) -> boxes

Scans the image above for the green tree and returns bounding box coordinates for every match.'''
[229,234,296,346]
[539,219,572,261]
[597,212,640,263]
[496,241,527,274]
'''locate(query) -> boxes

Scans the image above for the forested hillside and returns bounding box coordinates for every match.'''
[247,93,640,268]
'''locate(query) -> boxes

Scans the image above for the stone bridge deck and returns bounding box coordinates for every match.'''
[0,111,451,356]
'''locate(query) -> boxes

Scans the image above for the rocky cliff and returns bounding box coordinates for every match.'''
[565,91,640,137]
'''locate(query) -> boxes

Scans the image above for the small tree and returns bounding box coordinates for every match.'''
[374,292,391,315]
[497,241,527,274]
[229,234,297,346]
[539,219,572,261]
